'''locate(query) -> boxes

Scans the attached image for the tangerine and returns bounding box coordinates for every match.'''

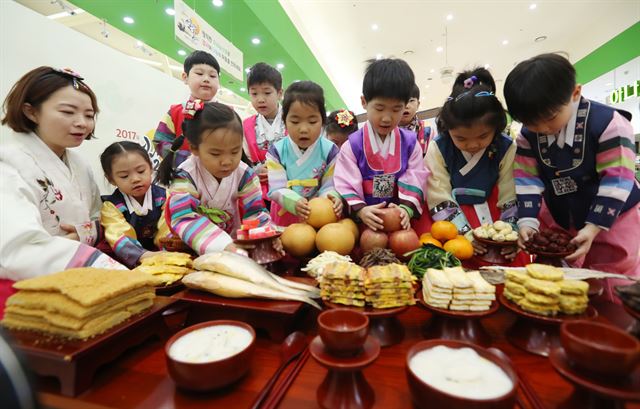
[443,237,474,260]
[431,221,458,242]
[419,234,443,248]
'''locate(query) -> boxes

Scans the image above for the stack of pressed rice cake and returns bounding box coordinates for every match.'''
[504,264,589,316]
[422,267,496,311]
[2,268,155,339]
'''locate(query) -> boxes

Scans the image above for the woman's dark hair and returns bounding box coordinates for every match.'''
[155,102,243,186]
[100,141,152,181]
[325,109,358,136]
[282,81,326,123]
[437,67,506,137]
[2,66,99,138]
[247,62,282,90]
[504,53,576,125]
[362,58,415,103]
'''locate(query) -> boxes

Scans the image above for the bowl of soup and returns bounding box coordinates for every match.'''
[406,340,517,409]
[165,320,256,391]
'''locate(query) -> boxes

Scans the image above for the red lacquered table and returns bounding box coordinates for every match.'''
[31,297,640,409]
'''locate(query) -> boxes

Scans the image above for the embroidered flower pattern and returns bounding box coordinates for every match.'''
[37,178,60,223]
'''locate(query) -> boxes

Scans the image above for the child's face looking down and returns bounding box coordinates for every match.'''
[285,101,323,149]
[183,64,219,101]
[362,96,405,137]
[108,152,152,202]
[449,120,495,155]
[191,127,243,180]
[524,85,581,135]
[249,82,282,119]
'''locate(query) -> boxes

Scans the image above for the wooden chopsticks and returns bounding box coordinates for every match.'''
[261,346,311,409]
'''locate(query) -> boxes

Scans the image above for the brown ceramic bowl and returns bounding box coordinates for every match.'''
[406,340,518,409]
[560,320,640,377]
[165,320,256,391]
[318,308,369,356]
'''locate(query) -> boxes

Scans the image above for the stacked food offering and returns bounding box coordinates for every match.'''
[503,264,589,316]
[421,267,496,311]
[365,264,416,308]
[1,268,155,339]
[319,262,415,308]
[319,262,367,307]
[134,252,193,286]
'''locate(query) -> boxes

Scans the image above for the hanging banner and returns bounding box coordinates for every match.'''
[174,0,243,81]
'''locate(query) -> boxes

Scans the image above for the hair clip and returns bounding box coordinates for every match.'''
[52,67,85,90]
[447,90,495,103]
[184,99,205,119]
[335,109,354,128]
[463,75,478,89]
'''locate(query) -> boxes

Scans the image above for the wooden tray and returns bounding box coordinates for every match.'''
[416,290,498,346]
[6,296,177,396]
[171,286,312,342]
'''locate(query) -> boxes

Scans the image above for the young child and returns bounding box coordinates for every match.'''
[265,81,342,226]
[100,142,166,268]
[504,53,640,297]
[0,67,124,313]
[243,62,286,199]
[153,51,220,167]
[399,83,435,153]
[334,58,428,231]
[420,68,525,266]
[156,101,274,255]
[325,109,358,148]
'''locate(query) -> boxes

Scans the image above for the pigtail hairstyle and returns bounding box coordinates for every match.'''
[437,67,506,139]
[155,101,243,186]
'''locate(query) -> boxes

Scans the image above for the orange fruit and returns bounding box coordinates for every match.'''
[431,221,458,242]
[443,237,474,260]
[420,236,443,248]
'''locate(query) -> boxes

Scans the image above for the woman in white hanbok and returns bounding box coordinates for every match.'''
[0,67,124,315]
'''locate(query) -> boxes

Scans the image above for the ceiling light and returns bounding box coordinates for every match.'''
[436,46,443,53]
[534,35,547,42]
[403,50,414,55]
[276,63,284,69]
[371,23,379,31]
[529,3,537,10]
[169,65,183,72]
[605,82,613,86]
[245,67,251,74]
[165,8,175,15]
[375,53,383,60]
[446,14,453,21]
[136,40,143,46]
[240,87,246,92]
[430,68,435,73]
[123,16,134,24]
[251,37,261,45]
[425,85,431,89]
[212,0,224,7]
[178,49,186,56]
[484,64,490,69]
[502,40,509,45]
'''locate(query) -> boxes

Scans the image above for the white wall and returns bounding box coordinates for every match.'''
[0,1,189,192]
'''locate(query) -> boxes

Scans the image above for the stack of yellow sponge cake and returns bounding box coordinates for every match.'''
[2,268,155,339]
[504,264,589,316]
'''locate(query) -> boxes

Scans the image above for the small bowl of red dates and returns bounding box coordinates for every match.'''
[524,229,577,260]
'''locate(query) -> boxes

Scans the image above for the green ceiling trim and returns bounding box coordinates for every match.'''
[244,1,346,111]
[574,21,640,84]
[67,0,346,111]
